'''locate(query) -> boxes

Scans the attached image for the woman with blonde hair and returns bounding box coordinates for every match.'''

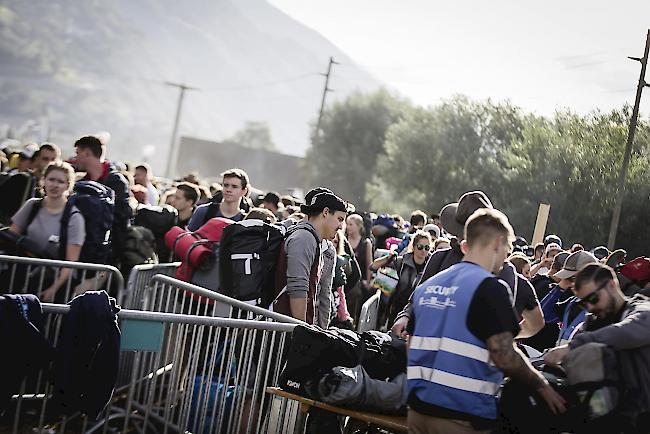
[10,161,86,302]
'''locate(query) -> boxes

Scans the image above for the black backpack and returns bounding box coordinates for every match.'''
[134,204,178,260]
[0,172,34,225]
[63,181,115,263]
[122,225,157,269]
[24,181,115,263]
[134,204,178,236]
[218,220,287,304]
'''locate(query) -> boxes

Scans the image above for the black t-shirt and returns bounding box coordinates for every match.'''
[514,275,540,319]
[407,264,521,428]
[414,260,425,274]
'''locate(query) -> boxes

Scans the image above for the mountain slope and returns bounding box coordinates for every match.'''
[0,0,381,169]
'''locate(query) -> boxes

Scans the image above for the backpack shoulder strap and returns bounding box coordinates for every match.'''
[24,198,43,234]
[58,202,79,260]
[204,201,220,225]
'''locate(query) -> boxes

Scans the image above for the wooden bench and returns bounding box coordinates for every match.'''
[266,387,408,433]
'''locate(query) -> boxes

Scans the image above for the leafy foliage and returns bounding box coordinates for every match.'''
[309,91,650,256]
[304,89,411,209]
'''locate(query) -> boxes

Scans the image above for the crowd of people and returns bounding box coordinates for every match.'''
[1,135,650,433]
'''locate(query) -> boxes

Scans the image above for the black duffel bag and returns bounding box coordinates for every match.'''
[279,325,407,399]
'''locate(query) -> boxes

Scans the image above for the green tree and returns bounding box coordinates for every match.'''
[305,89,411,209]
[500,108,650,255]
[368,95,527,218]
[226,121,277,151]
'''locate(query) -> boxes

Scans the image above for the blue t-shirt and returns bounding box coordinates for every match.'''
[187,203,244,231]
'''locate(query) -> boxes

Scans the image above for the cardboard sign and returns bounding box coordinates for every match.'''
[531,204,551,246]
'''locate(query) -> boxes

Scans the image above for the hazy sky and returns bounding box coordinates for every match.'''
[269,0,650,116]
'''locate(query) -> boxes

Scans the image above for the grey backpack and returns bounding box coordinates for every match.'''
[563,342,620,419]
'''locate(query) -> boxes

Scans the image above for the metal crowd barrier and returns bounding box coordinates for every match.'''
[0,254,124,303]
[357,290,381,332]
[128,273,303,324]
[114,274,302,402]
[5,303,297,434]
[121,262,181,307]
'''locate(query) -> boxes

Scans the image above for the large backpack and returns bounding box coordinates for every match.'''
[0,172,35,225]
[164,217,232,293]
[62,181,115,264]
[218,220,319,307]
[122,225,157,270]
[134,204,178,261]
[23,181,115,263]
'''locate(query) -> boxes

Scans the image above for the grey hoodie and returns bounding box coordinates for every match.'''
[284,220,321,299]
[570,295,650,418]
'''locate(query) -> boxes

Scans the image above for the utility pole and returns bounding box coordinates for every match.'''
[607,29,650,250]
[165,82,198,179]
[315,57,338,143]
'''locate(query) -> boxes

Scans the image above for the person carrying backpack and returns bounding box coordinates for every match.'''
[9,162,85,302]
[544,263,650,432]
[73,135,131,266]
[274,188,347,324]
[187,168,249,231]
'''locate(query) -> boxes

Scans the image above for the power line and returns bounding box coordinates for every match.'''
[202,72,320,92]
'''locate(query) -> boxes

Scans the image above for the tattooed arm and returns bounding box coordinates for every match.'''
[487,331,566,414]
[487,331,547,389]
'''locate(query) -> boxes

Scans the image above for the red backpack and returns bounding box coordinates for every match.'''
[620,257,650,285]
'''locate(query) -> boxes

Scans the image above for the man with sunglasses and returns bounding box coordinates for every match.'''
[539,251,599,346]
[544,263,650,431]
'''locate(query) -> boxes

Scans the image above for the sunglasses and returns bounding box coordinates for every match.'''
[415,244,430,251]
[577,280,609,309]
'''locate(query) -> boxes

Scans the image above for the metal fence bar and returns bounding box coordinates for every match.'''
[358,290,381,332]
[0,254,124,303]
[121,262,180,308]
[144,274,304,324]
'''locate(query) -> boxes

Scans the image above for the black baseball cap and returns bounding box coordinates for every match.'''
[300,189,347,214]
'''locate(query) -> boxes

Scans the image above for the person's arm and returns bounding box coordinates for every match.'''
[569,308,650,351]
[9,223,22,234]
[487,331,566,414]
[517,306,545,339]
[391,301,413,338]
[285,230,318,321]
[369,250,397,272]
[530,256,552,277]
[40,244,82,302]
[290,298,307,322]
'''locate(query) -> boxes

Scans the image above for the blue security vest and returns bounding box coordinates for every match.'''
[408,261,503,420]
[557,297,586,345]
